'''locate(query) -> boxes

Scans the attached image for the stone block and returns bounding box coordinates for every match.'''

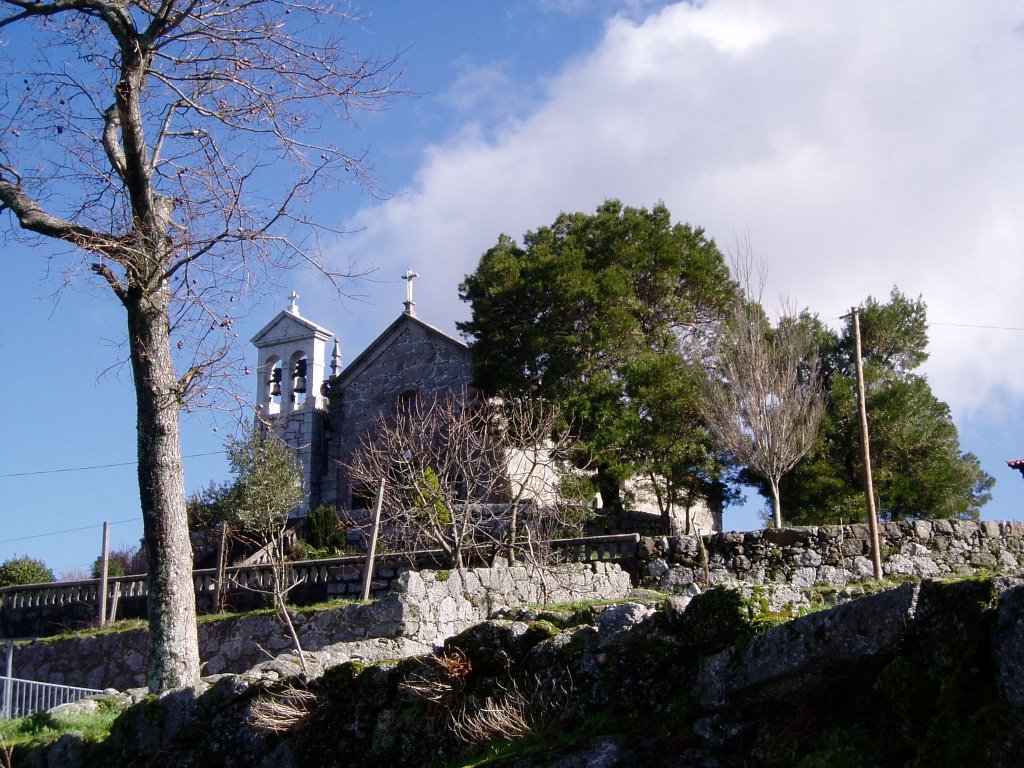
[994,585,1024,708]
[696,583,920,710]
[596,603,654,650]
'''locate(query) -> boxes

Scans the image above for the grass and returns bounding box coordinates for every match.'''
[0,698,123,751]
[523,593,665,614]
[32,597,377,644]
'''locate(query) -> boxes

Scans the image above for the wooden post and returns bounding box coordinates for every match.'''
[361,478,386,601]
[98,521,110,627]
[213,523,228,613]
[3,641,13,719]
[108,581,121,624]
[852,308,884,580]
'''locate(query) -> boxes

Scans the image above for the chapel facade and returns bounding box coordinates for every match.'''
[250,286,473,514]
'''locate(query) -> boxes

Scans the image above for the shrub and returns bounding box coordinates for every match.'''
[0,556,55,587]
[304,504,347,554]
[90,545,146,579]
[187,481,231,530]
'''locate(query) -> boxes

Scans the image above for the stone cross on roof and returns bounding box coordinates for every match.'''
[288,290,300,315]
[402,269,419,316]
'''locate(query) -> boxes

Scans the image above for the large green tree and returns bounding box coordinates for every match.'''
[754,289,994,524]
[458,200,737,518]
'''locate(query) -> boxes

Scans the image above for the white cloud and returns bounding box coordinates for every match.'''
[332,0,1024,417]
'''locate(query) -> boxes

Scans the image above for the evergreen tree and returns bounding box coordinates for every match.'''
[753,289,994,524]
[459,200,738,514]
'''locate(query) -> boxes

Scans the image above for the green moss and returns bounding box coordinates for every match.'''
[796,725,874,768]
[435,569,451,582]
[523,620,561,644]
[674,586,757,654]
[757,578,1019,768]
[36,619,147,643]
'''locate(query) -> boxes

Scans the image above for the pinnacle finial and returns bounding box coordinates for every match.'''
[401,269,419,315]
[331,338,342,377]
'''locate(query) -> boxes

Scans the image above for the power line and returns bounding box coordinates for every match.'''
[930,322,1024,332]
[0,517,140,545]
[0,451,225,479]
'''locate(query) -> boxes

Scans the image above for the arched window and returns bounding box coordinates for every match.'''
[291,351,309,406]
[350,482,377,510]
[397,388,418,415]
[265,357,283,414]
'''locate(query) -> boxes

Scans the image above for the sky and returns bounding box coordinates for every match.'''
[2,0,1023,577]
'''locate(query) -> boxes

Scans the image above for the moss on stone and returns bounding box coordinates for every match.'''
[672,586,757,654]
[523,620,561,645]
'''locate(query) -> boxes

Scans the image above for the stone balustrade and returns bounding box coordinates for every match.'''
[0,534,641,638]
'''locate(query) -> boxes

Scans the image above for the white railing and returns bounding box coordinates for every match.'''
[1,675,103,719]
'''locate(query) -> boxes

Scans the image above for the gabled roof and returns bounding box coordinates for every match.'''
[334,312,468,387]
[250,309,333,347]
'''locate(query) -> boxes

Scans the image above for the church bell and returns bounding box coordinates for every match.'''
[293,359,308,394]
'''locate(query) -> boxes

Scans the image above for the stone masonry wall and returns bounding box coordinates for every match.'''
[323,317,473,509]
[9,562,630,692]
[644,519,1024,594]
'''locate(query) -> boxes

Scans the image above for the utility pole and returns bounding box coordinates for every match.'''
[851,307,884,580]
[98,521,110,626]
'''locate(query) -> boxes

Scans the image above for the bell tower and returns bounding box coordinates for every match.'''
[250,292,335,511]
[250,291,332,415]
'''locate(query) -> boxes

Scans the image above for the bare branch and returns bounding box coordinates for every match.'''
[0,178,110,247]
[345,390,588,569]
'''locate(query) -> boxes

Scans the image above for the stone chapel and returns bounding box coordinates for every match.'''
[250,282,473,514]
[250,283,721,535]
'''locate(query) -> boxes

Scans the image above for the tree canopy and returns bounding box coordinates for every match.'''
[0,555,54,587]
[753,289,994,524]
[221,425,305,540]
[458,200,738,516]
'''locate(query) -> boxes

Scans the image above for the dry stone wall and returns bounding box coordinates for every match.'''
[9,562,630,691]
[644,519,1024,594]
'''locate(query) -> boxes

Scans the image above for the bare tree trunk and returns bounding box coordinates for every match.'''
[271,534,308,676]
[127,286,200,692]
[769,478,783,529]
[505,502,519,565]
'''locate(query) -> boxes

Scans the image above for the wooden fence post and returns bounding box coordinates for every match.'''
[361,479,386,601]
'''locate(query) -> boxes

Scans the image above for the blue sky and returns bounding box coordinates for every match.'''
[3,0,1023,576]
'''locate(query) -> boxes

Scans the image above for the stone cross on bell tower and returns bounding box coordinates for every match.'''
[402,269,419,316]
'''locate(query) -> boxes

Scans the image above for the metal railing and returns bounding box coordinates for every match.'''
[1,675,103,720]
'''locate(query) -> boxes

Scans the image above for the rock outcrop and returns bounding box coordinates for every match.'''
[20,575,1024,767]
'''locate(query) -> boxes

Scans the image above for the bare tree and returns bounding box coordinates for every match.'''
[219,424,308,674]
[701,269,823,529]
[346,391,586,570]
[0,0,399,691]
